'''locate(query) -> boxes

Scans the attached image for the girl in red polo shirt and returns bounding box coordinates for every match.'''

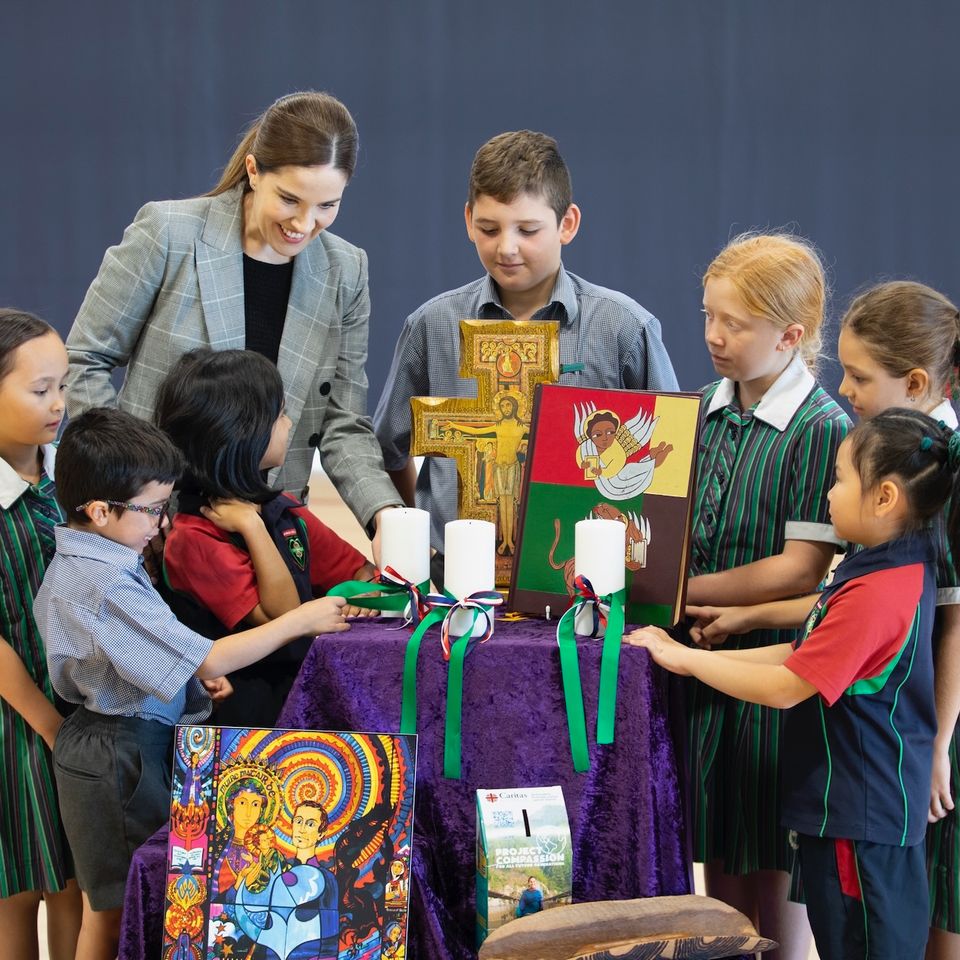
[629,409,960,960]
[156,348,374,727]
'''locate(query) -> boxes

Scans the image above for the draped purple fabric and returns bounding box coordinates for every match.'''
[119,617,689,960]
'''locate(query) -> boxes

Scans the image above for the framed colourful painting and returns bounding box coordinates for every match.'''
[509,384,702,626]
[161,725,416,960]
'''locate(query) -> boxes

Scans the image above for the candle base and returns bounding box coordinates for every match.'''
[448,605,493,640]
[574,602,606,638]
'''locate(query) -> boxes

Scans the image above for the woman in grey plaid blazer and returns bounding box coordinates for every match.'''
[65,92,401,540]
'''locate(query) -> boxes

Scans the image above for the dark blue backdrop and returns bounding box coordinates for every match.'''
[3,1,958,404]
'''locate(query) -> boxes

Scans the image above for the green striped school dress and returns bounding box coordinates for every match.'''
[927,400,960,933]
[0,451,72,895]
[687,361,849,874]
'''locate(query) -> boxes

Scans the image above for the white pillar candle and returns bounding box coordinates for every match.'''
[573,518,626,635]
[379,508,431,617]
[444,519,496,638]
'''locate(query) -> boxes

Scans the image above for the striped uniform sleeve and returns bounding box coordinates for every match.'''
[784,405,849,544]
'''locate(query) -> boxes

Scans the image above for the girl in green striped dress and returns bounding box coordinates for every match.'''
[688,280,960,958]
[0,310,81,957]
[835,283,960,960]
[685,234,850,960]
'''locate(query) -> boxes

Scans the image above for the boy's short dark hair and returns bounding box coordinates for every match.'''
[56,407,183,523]
[467,130,572,225]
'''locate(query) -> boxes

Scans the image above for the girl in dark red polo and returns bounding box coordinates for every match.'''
[629,409,960,960]
[157,348,374,727]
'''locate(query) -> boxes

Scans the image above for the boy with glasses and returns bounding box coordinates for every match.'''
[33,407,348,959]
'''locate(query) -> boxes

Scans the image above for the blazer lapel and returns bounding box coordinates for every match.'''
[276,236,338,428]
[195,187,246,350]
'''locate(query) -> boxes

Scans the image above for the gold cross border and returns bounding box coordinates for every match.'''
[410,320,561,586]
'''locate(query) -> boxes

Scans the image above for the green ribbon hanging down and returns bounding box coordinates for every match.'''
[555,586,627,772]
[442,605,491,780]
[398,607,447,735]
[326,575,444,737]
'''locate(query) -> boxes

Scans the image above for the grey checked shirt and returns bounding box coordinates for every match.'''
[373,267,678,551]
[35,526,213,724]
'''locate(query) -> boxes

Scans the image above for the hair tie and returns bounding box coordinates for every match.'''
[948,431,960,472]
[920,436,934,452]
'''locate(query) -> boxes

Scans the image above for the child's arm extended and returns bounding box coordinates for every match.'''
[0,634,64,749]
[931,604,960,822]
[200,499,300,624]
[686,595,820,647]
[625,626,816,709]
[196,596,349,679]
[686,539,835,607]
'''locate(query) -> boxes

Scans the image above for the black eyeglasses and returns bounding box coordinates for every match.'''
[76,499,170,519]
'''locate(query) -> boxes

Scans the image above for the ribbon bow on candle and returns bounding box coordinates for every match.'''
[556,575,626,773]
[326,565,430,622]
[436,590,503,659]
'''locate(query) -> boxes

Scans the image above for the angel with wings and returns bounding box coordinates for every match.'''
[574,402,673,500]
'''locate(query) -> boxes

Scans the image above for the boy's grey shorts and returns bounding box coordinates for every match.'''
[53,707,173,910]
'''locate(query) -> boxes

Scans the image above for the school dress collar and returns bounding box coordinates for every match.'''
[477,265,578,327]
[0,444,57,510]
[705,354,815,431]
[928,399,959,430]
[827,531,936,593]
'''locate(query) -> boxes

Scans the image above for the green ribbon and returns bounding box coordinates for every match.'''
[555,588,626,772]
[399,607,447,735]
[326,577,430,613]
[597,590,626,745]
[443,607,486,779]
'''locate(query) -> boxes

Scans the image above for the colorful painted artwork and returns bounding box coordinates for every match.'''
[410,320,559,586]
[510,385,703,626]
[161,725,417,960]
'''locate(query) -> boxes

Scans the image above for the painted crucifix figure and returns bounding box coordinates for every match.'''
[411,320,559,585]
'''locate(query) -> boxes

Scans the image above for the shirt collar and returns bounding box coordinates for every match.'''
[53,524,146,571]
[705,355,815,431]
[0,444,57,510]
[828,531,936,592]
[928,399,959,430]
[477,266,578,327]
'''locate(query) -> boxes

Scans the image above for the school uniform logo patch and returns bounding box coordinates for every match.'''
[283,527,306,570]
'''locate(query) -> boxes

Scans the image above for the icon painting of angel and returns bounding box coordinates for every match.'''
[510,385,703,626]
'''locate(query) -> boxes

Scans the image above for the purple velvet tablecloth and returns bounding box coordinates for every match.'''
[119,616,689,960]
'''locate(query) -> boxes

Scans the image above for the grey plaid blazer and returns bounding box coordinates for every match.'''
[66,185,400,529]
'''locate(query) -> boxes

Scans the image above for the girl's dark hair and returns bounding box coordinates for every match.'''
[56,408,183,522]
[846,408,960,561]
[0,308,56,381]
[209,91,358,196]
[154,349,284,503]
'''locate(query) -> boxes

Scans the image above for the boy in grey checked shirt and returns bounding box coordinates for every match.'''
[373,130,678,579]
[33,408,348,959]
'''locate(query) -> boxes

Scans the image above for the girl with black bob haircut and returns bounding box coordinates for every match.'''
[629,408,960,960]
[154,348,282,503]
[155,348,374,727]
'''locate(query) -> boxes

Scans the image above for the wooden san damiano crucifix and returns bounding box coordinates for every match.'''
[410,320,559,586]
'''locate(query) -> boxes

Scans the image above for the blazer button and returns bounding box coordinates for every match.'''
[319,382,332,396]
[308,433,321,447]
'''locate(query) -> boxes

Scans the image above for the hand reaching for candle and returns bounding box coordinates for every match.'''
[624,626,693,676]
[343,561,379,618]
